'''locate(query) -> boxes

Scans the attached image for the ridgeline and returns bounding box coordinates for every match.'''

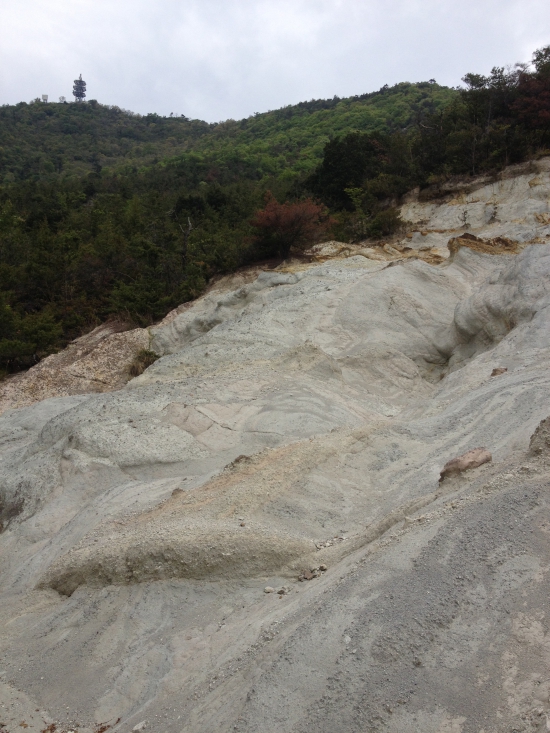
[1,82,454,182]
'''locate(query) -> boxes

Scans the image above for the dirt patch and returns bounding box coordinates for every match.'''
[38,435,352,594]
[0,325,150,415]
[448,232,521,256]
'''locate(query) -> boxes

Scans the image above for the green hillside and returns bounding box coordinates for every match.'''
[1,45,549,376]
[0,82,456,183]
[171,82,456,182]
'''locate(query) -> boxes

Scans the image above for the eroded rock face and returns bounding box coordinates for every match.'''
[1,160,550,733]
[0,266,273,418]
[448,232,520,255]
[440,244,550,370]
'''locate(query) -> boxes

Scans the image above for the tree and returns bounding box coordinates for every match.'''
[250,194,334,258]
[305,132,391,209]
[532,45,550,76]
[513,46,550,141]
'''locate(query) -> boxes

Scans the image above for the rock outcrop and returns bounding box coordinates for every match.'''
[1,160,550,733]
[529,415,550,456]
[439,447,492,482]
[0,322,150,415]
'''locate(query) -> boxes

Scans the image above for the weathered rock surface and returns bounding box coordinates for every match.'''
[1,160,550,732]
[0,322,150,415]
[0,266,271,417]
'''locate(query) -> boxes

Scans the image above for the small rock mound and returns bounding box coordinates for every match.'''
[439,447,492,482]
[529,416,550,456]
[40,521,314,596]
[37,437,342,595]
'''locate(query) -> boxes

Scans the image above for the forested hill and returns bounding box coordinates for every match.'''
[0,82,456,183]
[1,46,549,376]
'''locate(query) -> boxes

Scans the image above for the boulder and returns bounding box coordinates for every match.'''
[439,447,492,482]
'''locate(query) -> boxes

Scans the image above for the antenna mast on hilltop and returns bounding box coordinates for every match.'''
[73,74,86,102]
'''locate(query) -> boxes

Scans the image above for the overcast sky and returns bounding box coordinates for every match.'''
[1,0,548,122]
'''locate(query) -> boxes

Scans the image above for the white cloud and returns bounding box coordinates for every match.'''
[0,0,548,121]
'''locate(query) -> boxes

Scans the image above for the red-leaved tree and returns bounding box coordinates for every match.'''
[514,74,550,132]
[251,193,334,258]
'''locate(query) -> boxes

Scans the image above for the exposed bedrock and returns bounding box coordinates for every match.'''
[439,447,492,481]
[530,415,550,456]
[1,161,550,731]
[439,244,550,369]
[0,249,497,573]
[1,245,549,594]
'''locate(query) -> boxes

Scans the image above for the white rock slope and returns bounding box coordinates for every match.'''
[1,159,550,733]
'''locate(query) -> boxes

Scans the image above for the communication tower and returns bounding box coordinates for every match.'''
[59,96,66,103]
[73,74,86,102]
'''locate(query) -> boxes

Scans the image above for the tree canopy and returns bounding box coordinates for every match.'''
[1,47,549,375]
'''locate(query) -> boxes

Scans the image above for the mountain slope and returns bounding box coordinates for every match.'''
[0,159,549,732]
[0,82,456,183]
[2,45,548,377]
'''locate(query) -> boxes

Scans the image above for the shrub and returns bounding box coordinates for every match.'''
[128,349,160,378]
[251,193,334,258]
[366,208,403,238]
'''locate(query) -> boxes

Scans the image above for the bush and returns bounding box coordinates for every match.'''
[127,349,160,378]
[366,208,403,238]
[250,193,334,258]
